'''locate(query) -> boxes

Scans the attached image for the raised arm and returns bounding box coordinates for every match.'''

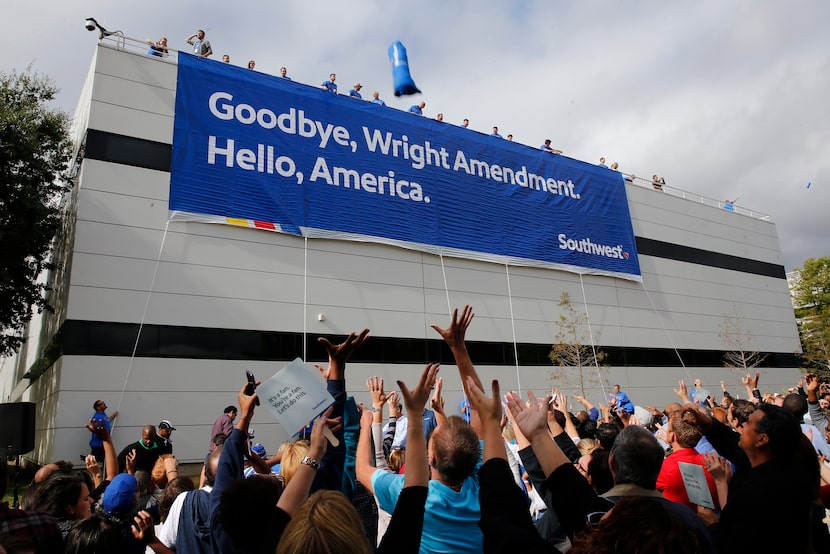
[397,363,439,488]
[317,329,369,381]
[431,305,481,393]
[313,329,370,491]
[431,305,484,436]
[505,391,571,478]
[356,407,378,494]
[466,377,505,462]
[277,407,339,517]
[430,377,448,427]
[673,380,691,404]
[86,420,119,480]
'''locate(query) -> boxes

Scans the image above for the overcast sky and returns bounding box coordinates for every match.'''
[5,1,828,271]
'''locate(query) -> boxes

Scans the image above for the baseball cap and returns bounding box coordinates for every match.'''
[102,473,137,515]
[251,443,267,459]
[159,420,176,431]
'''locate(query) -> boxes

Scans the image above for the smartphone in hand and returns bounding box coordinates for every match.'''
[245,370,260,405]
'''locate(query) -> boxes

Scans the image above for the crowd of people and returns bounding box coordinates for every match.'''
[145,30,622,168]
[2,305,830,553]
[145,29,735,208]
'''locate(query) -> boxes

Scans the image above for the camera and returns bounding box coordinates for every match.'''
[84,18,97,32]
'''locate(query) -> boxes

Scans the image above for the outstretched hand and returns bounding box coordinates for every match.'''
[131,510,159,544]
[86,420,111,442]
[398,363,439,416]
[366,376,387,408]
[673,380,690,402]
[504,390,551,441]
[237,381,260,422]
[430,305,474,351]
[465,376,501,425]
[703,453,732,482]
[431,377,445,416]
[317,329,369,370]
[309,405,342,459]
[680,403,713,433]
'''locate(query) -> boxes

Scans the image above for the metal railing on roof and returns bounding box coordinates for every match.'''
[96,35,773,223]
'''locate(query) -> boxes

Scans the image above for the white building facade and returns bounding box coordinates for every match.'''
[1,41,801,464]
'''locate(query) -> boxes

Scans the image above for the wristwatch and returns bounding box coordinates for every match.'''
[300,455,320,471]
[371,406,382,413]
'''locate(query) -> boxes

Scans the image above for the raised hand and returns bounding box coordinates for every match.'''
[318,329,370,370]
[680,403,713,433]
[504,390,551,441]
[398,363,440,416]
[386,391,400,418]
[466,376,501,425]
[704,453,732,482]
[237,380,260,422]
[86,419,111,442]
[431,377,445,416]
[806,373,819,398]
[125,449,137,475]
[430,305,474,351]
[131,510,159,544]
[366,376,387,409]
[85,455,101,484]
[673,380,690,403]
[314,363,331,380]
[309,405,342,458]
[359,405,374,429]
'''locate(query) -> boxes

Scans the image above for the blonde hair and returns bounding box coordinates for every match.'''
[388,448,405,473]
[576,438,599,457]
[277,490,371,554]
[278,440,309,484]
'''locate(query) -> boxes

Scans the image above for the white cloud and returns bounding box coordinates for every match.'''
[4,0,828,269]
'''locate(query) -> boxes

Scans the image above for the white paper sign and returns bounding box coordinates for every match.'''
[677,461,715,509]
[257,358,334,436]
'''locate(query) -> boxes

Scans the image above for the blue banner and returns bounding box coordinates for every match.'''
[171,54,641,280]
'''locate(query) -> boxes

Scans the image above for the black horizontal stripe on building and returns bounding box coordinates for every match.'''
[82,129,787,281]
[58,319,798,368]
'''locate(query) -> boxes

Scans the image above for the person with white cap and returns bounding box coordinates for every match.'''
[349,83,363,99]
[158,420,176,454]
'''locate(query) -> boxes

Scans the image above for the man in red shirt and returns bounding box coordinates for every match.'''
[656,413,719,510]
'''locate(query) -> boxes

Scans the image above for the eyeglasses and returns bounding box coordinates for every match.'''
[585,511,607,528]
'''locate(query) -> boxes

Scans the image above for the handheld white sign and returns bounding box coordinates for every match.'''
[677,461,715,509]
[257,358,336,442]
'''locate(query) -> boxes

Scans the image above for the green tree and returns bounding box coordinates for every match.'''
[549,291,607,397]
[792,257,830,378]
[0,70,71,355]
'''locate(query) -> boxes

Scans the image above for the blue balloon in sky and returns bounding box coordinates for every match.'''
[388,41,421,97]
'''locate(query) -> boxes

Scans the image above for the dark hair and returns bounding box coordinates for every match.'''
[781,393,807,419]
[224,406,237,415]
[64,515,127,554]
[158,476,195,522]
[430,416,480,484]
[729,399,756,428]
[134,470,154,499]
[586,449,613,494]
[30,474,86,519]
[595,423,619,450]
[755,403,801,461]
[93,400,104,410]
[608,426,664,489]
[578,419,597,440]
[569,496,703,554]
[219,475,284,552]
